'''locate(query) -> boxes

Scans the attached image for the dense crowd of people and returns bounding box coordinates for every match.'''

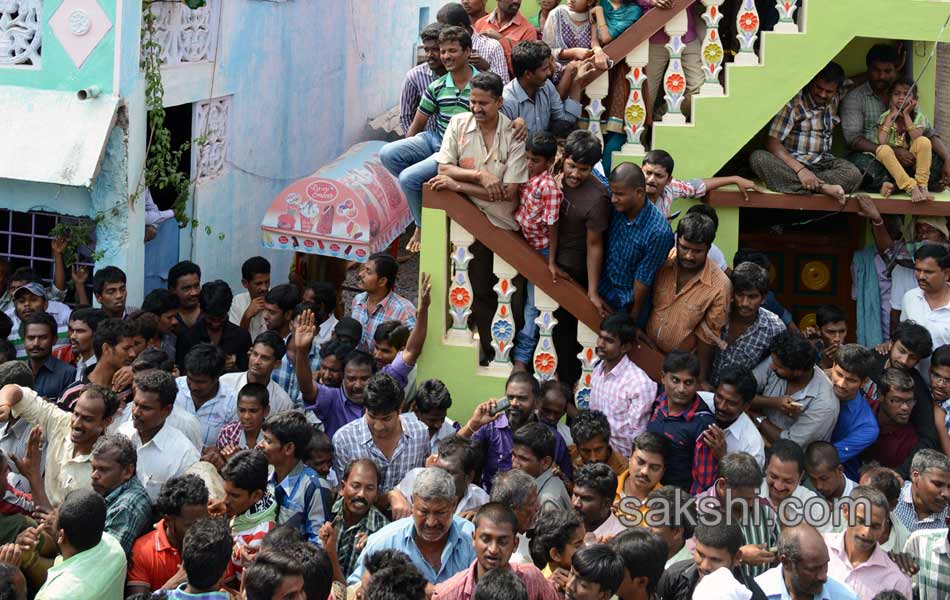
[2,1,950,600]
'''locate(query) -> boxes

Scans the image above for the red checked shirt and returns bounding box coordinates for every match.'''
[515,171,562,251]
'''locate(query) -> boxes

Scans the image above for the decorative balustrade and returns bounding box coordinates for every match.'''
[446,220,475,344]
[621,42,649,155]
[584,71,610,148]
[699,0,725,96]
[532,289,559,382]
[734,0,760,65]
[575,324,599,409]
[660,8,690,125]
[146,0,220,66]
[488,257,518,374]
[774,0,800,33]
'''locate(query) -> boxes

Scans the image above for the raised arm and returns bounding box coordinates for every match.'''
[292,311,318,405]
[400,274,431,366]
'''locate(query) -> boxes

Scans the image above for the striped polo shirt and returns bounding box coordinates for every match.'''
[418,66,479,137]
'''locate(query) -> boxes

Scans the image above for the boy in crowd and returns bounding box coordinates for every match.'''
[569,409,627,476]
[352,253,417,352]
[219,331,294,416]
[177,280,252,373]
[640,149,760,218]
[221,449,277,576]
[809,304,848,371]
[408,379,458,454]
[513,131,563,372]
[512,421,572,512]
[572,463,625,539]
[56,307,107,381]
[168,517,234,599]
[217,382,270,459]
[230,256,271,340]
[258,411,332,545]
[827,345,879,480]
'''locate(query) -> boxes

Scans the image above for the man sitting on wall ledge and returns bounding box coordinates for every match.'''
[750,61,862,205]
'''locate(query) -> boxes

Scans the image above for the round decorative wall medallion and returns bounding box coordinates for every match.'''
[69,9,91,36]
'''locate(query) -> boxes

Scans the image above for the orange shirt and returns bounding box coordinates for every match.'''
[127,519,181,591]
[474,10,538,75]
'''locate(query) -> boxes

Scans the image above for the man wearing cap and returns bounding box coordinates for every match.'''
[5,282,71,360]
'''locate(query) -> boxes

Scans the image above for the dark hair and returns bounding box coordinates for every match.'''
[730,261,769,296]
[570,409,612,446]
[132,347,175,373]
[265,284,300,313]
[914,242,948,265]
[93,317,134,359]
[343,458,381,484]
[199,280,233,318]
[513,422,555,461]
[574,462,618,502]
[259,526,304,551]
[220,449,269,493]
[733,248,770,271]
[334,317,363,347]
[694,521,743,555]
[293,301,317,321]
[438,24,472,51]
[364,564,428,600]
[141,288,180,315]
[436,2,472,29]
[770,330,816,372]
[280,542,333,600]
[804,441,840,470]
[0,311,11,340]
[470,72,504,98]
[662,349,701,377]
[717,365,757,404]
[859,466,902,506]
[0,361,34,388]
[833,344,875,379]
[238,382,270,409]
[473,501,520,536]
[364,372,405,415]
[563,130,603,166]
[676,213,716,246]
[889,77,918,98]
[932,344,950,369]
[570,545,626,595]
[0,562,24,600]
[262,411,312,460]
[892,320,933,359]
[91,433,138,471]
[871,593,910,600]
[633,432,669,461]
[373,320,410,350]
[92,266,126,296]
[0,339,16,364]
[181,517,233,589]
[131,312,160,341]
[526,130,558,160]
[642,149,675,176]
[156,474,209,517]
[540,379,571,410]
[473,567,528,600]
[506,370,541,399]
[363,549,414,575]
[420,21,444,43]
[718,452,763,488]
[815,304,846,328]
[412,379,452,413]
[184,343,226,378]
[646,486,696,539]
[241,256,271,281]
[550,118,577,141]
[767,439,806,474]
[814,61,845,87]
[878,367,915,397]
[511,40,551,78]
[18,311,56,340]
[69,307,107,332]
[308,427,332,454]
[168,261,201,290]
[529,508,584,568]
[307,281,337,316]
[608,161,645,188]
[9,267,38,285]
[368,252,399,292]
[253,330,287,361]
[320,339,355,362]
[58,489,106,553]
[79,383,120,419]
[866,43,901,68]
[600,313,636,345]
[610,529,668,594]
[243,551,303,600]
[437,435,481,475]
[686,203,719,231]
[343,349,376,373]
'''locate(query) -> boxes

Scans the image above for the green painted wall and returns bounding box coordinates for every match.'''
[0,0,117,94]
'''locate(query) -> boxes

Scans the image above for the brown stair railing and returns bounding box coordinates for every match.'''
[601,0,700,63]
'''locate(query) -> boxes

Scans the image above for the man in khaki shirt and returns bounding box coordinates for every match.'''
[0,383,118,505]
[430,71,528,360]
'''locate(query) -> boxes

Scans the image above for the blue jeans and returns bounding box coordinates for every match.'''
[513,248,549,364]
[379,131,442,227]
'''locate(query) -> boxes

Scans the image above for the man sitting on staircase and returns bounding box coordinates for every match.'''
[750,62,862,205]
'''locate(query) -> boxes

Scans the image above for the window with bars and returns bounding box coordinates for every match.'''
[0,209,96,296]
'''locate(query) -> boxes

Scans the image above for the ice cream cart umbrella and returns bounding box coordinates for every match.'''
[260,141,412,262]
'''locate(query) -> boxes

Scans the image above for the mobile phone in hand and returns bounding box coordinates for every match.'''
[490,397,510,416]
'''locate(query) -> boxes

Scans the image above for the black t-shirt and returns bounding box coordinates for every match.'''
[176,317,252,373]
[555,175,611,285]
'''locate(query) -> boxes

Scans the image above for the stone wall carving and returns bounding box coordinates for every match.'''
[148,0,219,65]
[193,95,231,182]
[0,0,42,67]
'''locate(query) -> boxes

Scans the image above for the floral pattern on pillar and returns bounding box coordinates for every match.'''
[734,0,760,66]
[774,0,799,33]
[661,7,690,125]
[575,323,599,410]
[532,289,559,382]
[583,71,610,148]
[446,220,474,344]
[489,257,517,370]
[699,0,725,97]
[621,41,649,156]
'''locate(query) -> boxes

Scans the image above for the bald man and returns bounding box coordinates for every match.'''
[754,524,858,600]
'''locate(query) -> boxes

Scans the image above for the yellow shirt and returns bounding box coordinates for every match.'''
[432,111,528,231]
[614,471,661,527]
[12,385,92,506]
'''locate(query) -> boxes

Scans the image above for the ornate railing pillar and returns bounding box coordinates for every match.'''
[774,0,800,33]
[532,289,559,382]
[487,257,518,374]
[575,324,599,410]
[699,0,725,97]
[660,8,691,125]
[583,71,610,148]
[445,220,475,344]
[621,41,650,155]
[734,0,760,66]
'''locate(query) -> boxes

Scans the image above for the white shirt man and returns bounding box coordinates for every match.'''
[117,418,201,502]
[229,292,267,340]
[108,404,203,452]
[901,286,950,376]
[219,371,294,415]
[699,391,765,467]
[395,467,489,515]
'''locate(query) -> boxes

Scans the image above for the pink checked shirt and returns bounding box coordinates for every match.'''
[823,531,912,600]
[652,177,707,218]
[433,561,559,600]
[589,355,656,458]
[515,171,563,251]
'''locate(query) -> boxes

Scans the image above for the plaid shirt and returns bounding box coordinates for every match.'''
[893,481,950,533]
[331,496,389,578]
[331,415,430,492]
[647,393,717,495]
[516,171,562,250]
[271,333,324,407]
[653,178,706,219]
[767,89,841,166]
[216,421,248,450]
[103,476,153,556]
[711,307,786,386]
[269,461,332,546]
[904,528,950,600]
[589,356,656,458]
[351,291,417,352]
[400,63,438,135]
